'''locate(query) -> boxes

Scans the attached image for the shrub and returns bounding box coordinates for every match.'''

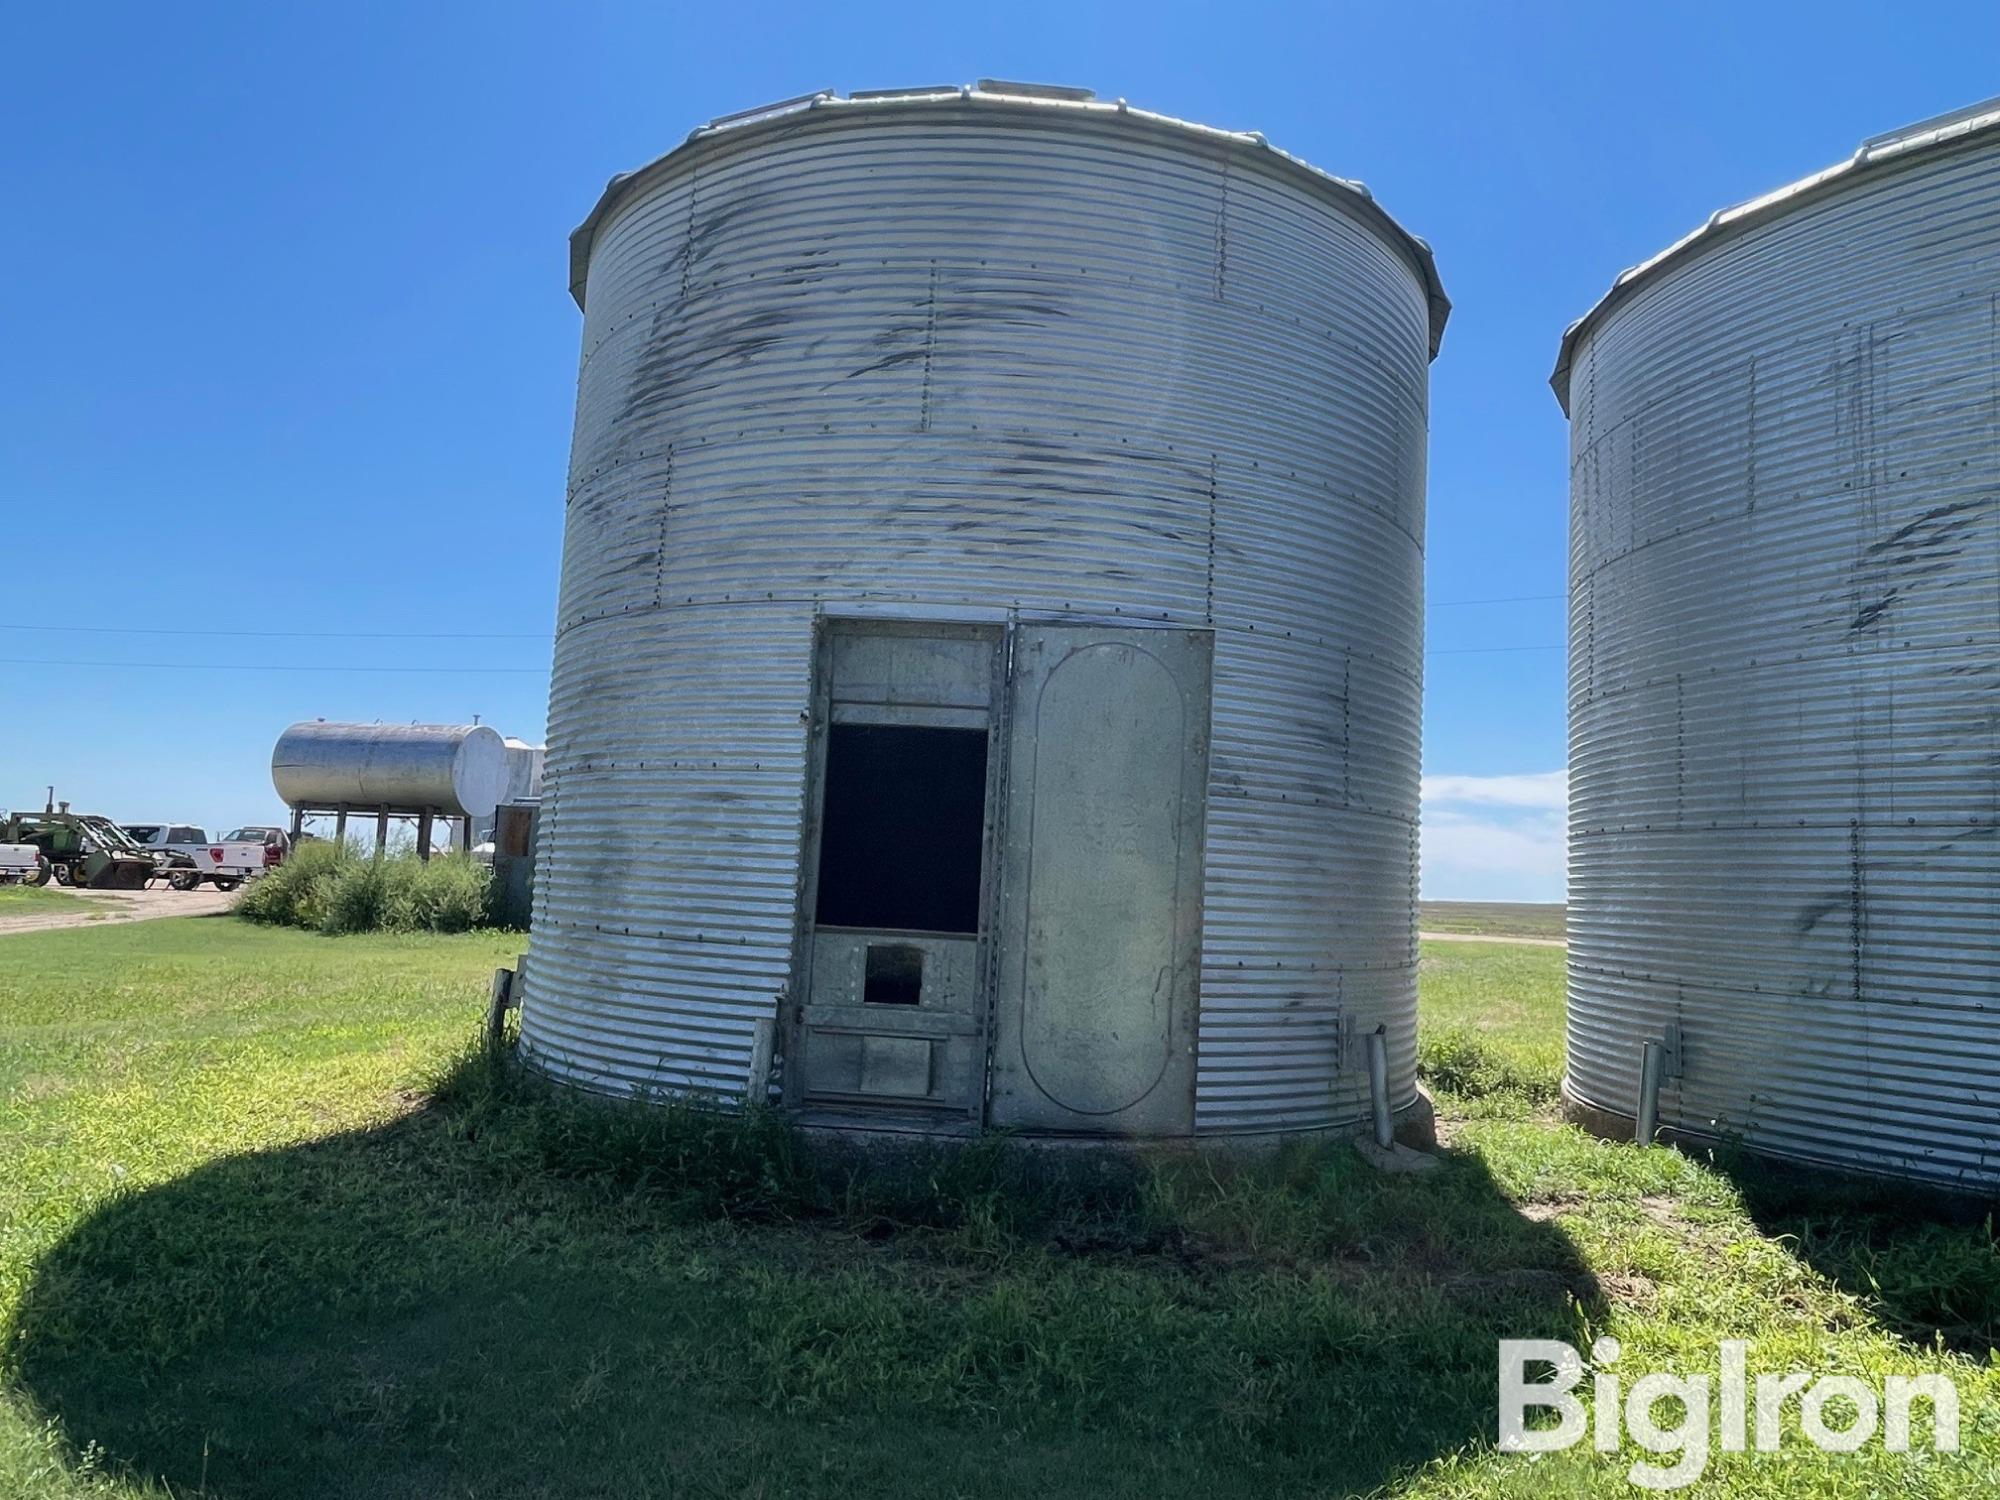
[388,854,492,934]
[235,844,496,936]
[234,839,352,929]
[321,855,398,935]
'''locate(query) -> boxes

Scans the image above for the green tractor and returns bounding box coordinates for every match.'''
[0,802,157,890]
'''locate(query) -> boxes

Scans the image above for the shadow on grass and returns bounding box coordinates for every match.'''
[9,1053,1604,1500]
[1717,1153,2000,1358]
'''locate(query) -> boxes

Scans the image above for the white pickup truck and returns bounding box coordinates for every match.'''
[0,844,47,885]
[120,823,263,891]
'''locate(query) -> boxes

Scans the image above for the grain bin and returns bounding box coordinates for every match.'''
[1555,99,2000,1189]
[519,83,1447,1140]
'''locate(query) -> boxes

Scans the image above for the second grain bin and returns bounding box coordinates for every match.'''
[1555,99,2000,1189]
[519,83,1447,1140]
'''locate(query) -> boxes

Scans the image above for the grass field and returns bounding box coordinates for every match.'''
[1420,901,1566,941]
[0,887,100,913]
[1417,940,1567,1116]
[0,921,1993,1498]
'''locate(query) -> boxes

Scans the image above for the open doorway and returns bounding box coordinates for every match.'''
[789,622,1004,1123]
[814,724,988,937]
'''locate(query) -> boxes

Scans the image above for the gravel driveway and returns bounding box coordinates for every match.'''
[0,886,239,937]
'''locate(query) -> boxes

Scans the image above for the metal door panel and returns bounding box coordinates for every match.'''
[990,625,1210,1133]
[787,620,1003,1122]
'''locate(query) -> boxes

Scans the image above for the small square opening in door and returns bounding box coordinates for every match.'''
[814,724,987,935]
[864,944,925,1005]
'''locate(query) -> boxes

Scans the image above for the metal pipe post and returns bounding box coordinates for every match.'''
[1366,1026,1393,1148]
[1635,1040,1666,1144]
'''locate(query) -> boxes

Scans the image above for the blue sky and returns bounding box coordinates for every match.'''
[4,2,1994,896]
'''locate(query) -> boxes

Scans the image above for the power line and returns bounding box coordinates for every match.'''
[1428,644,1565,655]
[0,657,546,675]
[0,592,1569,645]
[2,647,1561,672]
[0,623,545,641]
[1429,592,1566,607]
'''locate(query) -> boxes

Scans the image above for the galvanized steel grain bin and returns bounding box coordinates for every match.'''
[1555,99,2000,1189]
[519,83,1447,1139]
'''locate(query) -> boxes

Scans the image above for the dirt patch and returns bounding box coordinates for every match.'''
[0,887,238,937]
[1599,1272,1660,1309]
[14,1074,76,1103]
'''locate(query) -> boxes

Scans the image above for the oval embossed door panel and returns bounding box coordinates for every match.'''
[992,625,1209,1133]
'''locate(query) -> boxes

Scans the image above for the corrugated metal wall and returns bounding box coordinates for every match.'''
[1562,125,2000,1187]
[520,92,1439,1134]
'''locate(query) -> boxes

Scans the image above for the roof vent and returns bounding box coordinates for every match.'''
[975,79,1096,102]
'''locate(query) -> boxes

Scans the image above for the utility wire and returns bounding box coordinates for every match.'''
[1427,644,1565,655]
[1428,592,1566,607]
[0,591,1567,645]
[0,623,545,641]
[3,648,1562,672]
[0,657,544,675]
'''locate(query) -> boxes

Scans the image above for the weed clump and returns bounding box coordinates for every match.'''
[429,1043,1157,1241]
[235,841,502,936]
[1418,1024,1561,1113]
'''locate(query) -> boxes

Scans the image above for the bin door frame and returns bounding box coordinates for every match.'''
[786,616,1007,1127]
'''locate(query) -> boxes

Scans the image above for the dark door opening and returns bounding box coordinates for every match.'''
[863,943,926,1005]
[814,724,989,935]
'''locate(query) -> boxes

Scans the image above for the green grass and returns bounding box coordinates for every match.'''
[0,923,1993,1498]
[0,887,101,913]
[1417,939,1567,1117]
[1420,901,1566,941]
